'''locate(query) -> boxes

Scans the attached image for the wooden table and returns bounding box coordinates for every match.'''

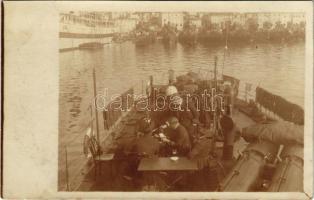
[138,157,198,190]
[138,157,198,171]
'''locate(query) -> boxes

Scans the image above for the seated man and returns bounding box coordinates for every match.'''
[134,117,167,190]
[163,117,191,156]
[134,117,160,157]
[167,92,200,145]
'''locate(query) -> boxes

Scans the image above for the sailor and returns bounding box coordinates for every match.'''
[178,93,200,142]
[162,116,191,155]
[165,85,179,101]
[223,81,233,115]
[219,106,235,160]
[165,85,200,143]
[134,117,160,157]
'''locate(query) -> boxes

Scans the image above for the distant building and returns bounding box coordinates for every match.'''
[256,13,304,29]
[257,13,272,29]
[161,12,184,31]
[115,18,138,33]
[111,12,122,20]
[230,13,247,26]
[270,13,293,26]
[135,12,153,23]
[291,13,305,24]
[210,13,231,24]
[130,13,140,20]
[209,13,233,29]
[189,18,202,28]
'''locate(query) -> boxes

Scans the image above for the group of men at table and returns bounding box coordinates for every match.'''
[107,80,241,190]
[133,84,236,160]
[114,83,238,189]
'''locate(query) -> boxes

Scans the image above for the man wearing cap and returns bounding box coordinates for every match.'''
[165,85,200,144]
[163,116,191,155]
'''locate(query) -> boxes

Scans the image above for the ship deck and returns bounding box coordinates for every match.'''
[75,106,256,192]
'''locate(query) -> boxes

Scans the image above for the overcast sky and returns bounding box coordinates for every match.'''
[57,1,311,13]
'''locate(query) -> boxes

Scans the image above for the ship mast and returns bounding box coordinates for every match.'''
[212,56,220,140]
[222,20,229,76]
[214,56,218,90]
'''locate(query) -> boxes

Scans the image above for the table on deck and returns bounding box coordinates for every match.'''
[138,157,198,171]
[138,157,198,190]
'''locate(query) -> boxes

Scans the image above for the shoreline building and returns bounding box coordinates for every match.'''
[115,18,138,33]
[256,12,305,29]
[161,12,184,31]
[291,12,306,24]
[188,15,202,29]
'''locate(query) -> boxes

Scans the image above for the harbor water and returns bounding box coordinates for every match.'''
[59,41,305,147]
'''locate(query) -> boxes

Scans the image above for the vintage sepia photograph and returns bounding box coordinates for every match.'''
[58,8,307,193]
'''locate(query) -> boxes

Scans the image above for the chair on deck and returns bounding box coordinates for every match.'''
[87,136,115,181]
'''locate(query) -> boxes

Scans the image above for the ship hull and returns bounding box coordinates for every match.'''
[59,33,113,52]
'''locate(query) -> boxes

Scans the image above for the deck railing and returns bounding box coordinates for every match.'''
[59,86,134,191]
[147,68,304,125]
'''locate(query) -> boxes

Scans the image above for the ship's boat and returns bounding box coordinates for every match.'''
[197,30,224,45]
[161,26,177,46]
[134,33,155,46]
[162,32,177,45]
[178,30,197,46]
[78,42,104,50]
[135,35,151,46]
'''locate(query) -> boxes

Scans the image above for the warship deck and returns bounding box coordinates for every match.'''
[75,107,256,191]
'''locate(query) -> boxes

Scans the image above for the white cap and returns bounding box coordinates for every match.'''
[171,95,183,106]
[165,85,178,96]
[86,127,92,138]
[224,81,232,86]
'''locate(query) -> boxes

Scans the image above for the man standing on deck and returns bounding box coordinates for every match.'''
[219,106,235,160]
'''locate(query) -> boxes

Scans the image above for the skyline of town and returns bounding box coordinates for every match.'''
[60,11,305,33]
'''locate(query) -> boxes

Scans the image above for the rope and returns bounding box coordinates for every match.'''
[221,24,229,76]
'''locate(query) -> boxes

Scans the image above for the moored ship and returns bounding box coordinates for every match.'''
[59,12,116,52]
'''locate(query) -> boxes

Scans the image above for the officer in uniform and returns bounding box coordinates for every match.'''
[162,117,191,156]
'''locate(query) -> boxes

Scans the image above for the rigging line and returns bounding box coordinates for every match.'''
[222,23,229,76]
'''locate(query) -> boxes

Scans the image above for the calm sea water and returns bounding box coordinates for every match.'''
[59,41,304,145]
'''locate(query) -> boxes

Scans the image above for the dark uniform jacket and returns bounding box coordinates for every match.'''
[134,134,160,157]
[167,99,200,142]
[168,124,191,153]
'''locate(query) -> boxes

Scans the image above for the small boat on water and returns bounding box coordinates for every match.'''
[59,57,304,192]
[161,25,178,46]
[178,30,197,46]
[78,42,104,50]
[162,31,177,46]
[134,31,156,46]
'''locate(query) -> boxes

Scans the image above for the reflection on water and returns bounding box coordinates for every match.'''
[59,41,304,143]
